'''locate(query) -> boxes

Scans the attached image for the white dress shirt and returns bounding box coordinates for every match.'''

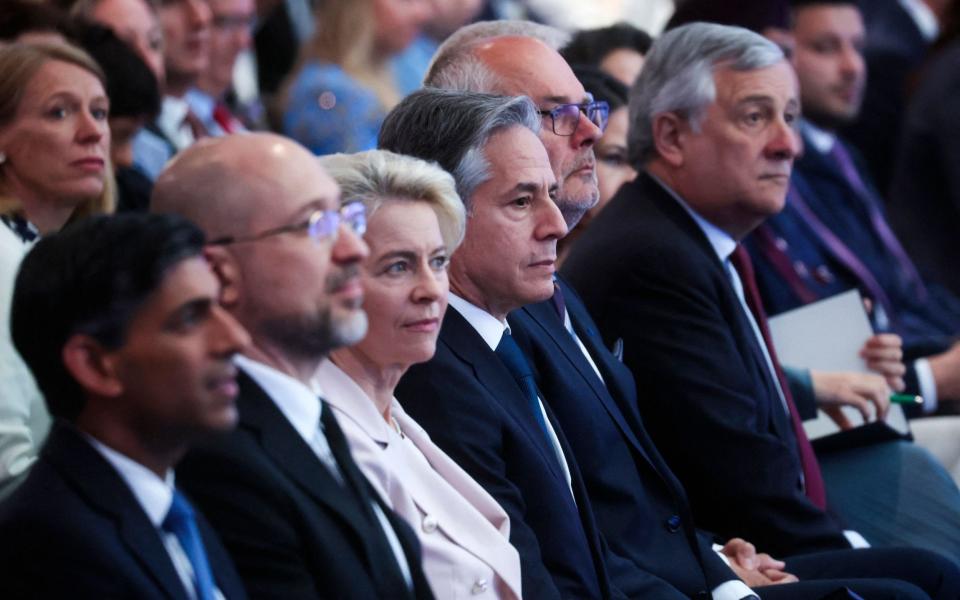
[234,354,414,589]
[898,0,939,41]
[447,294,574,495]
[156,95,196,152]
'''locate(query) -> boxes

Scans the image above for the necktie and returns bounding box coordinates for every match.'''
[829,142,926,301]
[182,109,209,141]
[1,215,38,243]
[213,102,243,134]
[162,491,217,600]
[787,185,897,324]
[495,332,552,441]
[550,280,567,321]
[729,244,828,509]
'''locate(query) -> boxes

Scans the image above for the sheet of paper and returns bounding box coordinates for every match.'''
[768,289,910,439]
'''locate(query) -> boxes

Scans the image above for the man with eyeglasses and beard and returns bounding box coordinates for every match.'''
[151,132,435,600]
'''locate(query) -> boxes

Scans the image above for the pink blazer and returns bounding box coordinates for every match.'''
[317,360,523,600]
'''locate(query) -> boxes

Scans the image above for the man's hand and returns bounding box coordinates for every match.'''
[722,538,798,587]
[811,370,891,429]
[859,334,906,392]
[929,341,960,401]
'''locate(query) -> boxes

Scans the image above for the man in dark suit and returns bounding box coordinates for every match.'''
[381,89,630,600]
[151,133,434,600]
[0,214,249,599]
[743,0,960,558]
[562,22,960,598]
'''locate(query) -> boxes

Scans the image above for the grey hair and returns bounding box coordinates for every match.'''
[424,20,570,92]
[628,22,785,168]
[318,150,466,253]
[378,88,541,210]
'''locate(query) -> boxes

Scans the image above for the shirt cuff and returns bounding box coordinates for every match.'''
[843,529,871,548]
[711,545,760,600]
[712,580,759,600]
[914,358,938,414]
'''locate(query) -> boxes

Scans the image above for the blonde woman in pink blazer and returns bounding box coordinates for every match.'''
[315,150,522,600]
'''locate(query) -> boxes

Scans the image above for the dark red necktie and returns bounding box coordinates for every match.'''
[730,244,828,509]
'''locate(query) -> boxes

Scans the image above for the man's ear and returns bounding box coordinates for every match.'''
[203,245,241,308]
[62,334,123,398]
[651,112,687,169]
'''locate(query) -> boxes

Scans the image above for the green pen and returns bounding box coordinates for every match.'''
[890,394,923,405]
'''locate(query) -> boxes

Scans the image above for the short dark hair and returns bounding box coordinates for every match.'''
[0,0,69,42]
[378,88,540,209]
[11,213,206,421]
[571,66,629,112]
[73,23,161,120]
[666,0,790,33]
[560,23,653,68]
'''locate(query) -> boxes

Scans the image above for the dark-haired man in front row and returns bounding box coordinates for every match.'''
[0,213,250,599]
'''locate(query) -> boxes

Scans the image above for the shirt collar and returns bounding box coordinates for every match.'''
[447,293,508,351]
[801,119,836,155]
[314,359,393,444]
[84,434,175,527]
[158,95,190,133]
[899,0,939,41]
[647,171,738,263]
[235,354,324,445]
[184,88,216,123]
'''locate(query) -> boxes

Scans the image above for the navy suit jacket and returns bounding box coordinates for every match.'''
[177,371,433,600]
[0,422,247,599]
[562,173,850,557]
[508,279,735,598]
[395,308,620,600]
[764,134,960,358]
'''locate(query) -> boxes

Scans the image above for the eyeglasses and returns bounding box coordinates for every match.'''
[537,101,610,136]
[208,201,367,246]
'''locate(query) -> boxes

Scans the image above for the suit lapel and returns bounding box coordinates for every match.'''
[440,310,568,484]
[236,371,414,598]
[644,175,790,438]
[235,372,381,555]
[44,424,189,600]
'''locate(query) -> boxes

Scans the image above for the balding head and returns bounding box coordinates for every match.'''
[152,133,335,241]
[151,132,369,384]
[428,34,602,227]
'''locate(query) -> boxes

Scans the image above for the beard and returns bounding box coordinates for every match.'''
[259,304,368,360]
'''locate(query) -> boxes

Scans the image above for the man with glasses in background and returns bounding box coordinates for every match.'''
[151,132,435,600]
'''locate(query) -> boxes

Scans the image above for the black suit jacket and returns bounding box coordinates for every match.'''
[562,173,850,557]
[177,370,433,600]
[508,279,735,598]
[395,308,619,600]
[0,422,246,599]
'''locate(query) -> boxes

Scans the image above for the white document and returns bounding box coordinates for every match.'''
[768,289,910,439]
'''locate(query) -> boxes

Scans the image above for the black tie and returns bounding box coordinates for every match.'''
[495,332,552,440]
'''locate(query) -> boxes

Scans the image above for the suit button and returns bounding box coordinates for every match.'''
[664,515,681,532]
[422,514,438,534]
[471,579,489,595]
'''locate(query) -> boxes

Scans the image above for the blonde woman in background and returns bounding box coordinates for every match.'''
[0,42,114,497]
[281,0,433,154]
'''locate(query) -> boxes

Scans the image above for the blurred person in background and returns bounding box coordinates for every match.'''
[190,0,256,134]
[281,0,433,154]
[0,42,114,498]
[558,67,634,264]
[72,0,166,85]
[560,22,653,87]
[75,23,162,212]
[0,0,70,45]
